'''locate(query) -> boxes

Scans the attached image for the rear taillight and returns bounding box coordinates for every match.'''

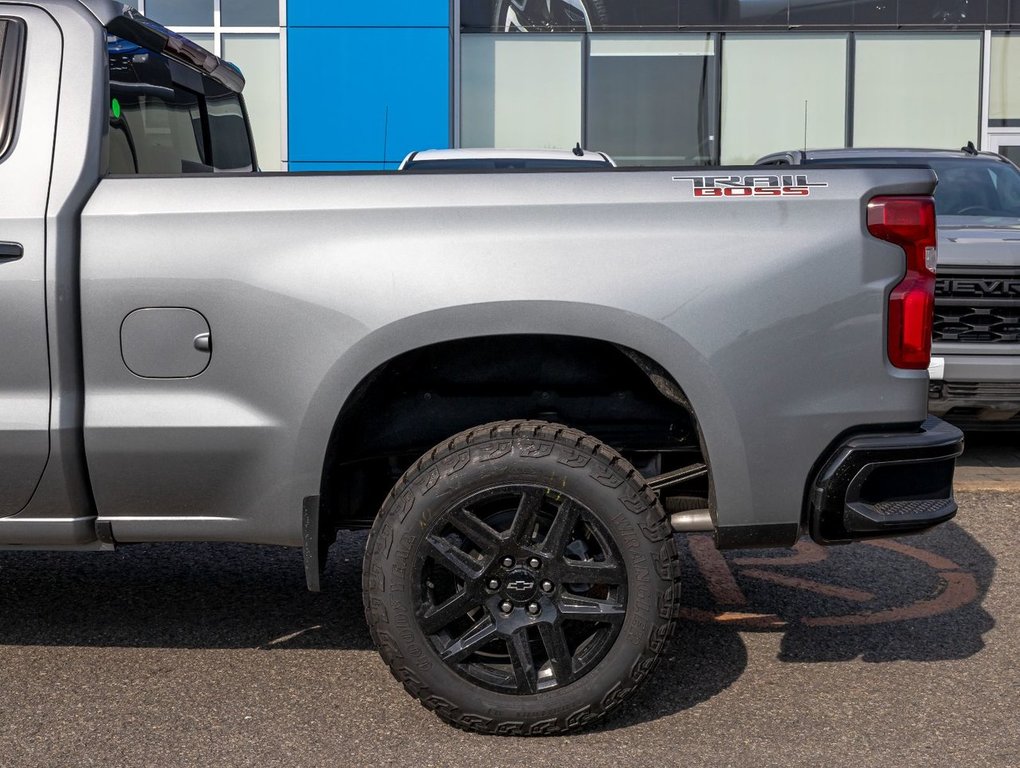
[867,196,938,370]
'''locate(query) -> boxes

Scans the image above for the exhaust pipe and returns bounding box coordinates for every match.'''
[669,509,713,533]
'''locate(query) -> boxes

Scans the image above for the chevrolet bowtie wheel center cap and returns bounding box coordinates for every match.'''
[503,567,540,602]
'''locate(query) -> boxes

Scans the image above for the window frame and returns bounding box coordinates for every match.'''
[107,43,258,175]
[0,18,26,163]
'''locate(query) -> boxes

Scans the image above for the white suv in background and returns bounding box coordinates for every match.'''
[399,147,617,171]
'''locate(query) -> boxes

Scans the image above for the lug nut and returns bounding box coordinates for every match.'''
[501,557,514,568]
[487,579,500,591]
[499,601,514,614]
[527,603,541,616]
[528,557,541,569]
[540,580,554,593]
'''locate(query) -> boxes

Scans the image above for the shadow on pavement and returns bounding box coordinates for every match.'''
[676,520,996,664]
[0,534,373,651]
[594,519,996,732]
[0,518,996,731]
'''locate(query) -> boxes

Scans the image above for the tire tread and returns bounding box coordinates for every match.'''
[363,420,681,735]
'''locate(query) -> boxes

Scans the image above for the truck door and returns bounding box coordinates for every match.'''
[0,14,57,516]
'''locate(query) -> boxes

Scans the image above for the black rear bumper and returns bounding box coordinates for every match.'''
[809,417,965,544]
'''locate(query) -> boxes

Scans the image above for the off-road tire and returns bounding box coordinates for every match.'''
[363,420,681,735]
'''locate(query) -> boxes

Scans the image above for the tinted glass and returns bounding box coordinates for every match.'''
[108,45,207,174]
[0,22,8,140]
[587,35,717,166]
[207,93,254,171]
[788,0,852,26]
[461,0,1001,29]
[145,0,214,27]
[988,0,1009,22]
[850,0,897,24]
[929,159,1020,216]
[677,0,719,26]
[723,0,789,25]
[0,19,22,161]
[461,1,494,30]
[221,0,279,27]
[108,40,253,174]
[805,156,1020,217]
[898,0,986,24]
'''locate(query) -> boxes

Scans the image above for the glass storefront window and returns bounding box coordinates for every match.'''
[461,35,583,150]
[460,0,998,29]
[221,0,279,27]
[853,34,980,148]
[145,0,214,27]
[222,34,282,170]
[721,33,847,165]
[586,35,717,166]
[990,33,1020,126]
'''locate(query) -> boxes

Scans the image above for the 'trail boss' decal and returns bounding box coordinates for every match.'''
[673,174,829,198]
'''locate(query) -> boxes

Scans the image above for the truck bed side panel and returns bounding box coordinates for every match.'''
[79,168,934,545]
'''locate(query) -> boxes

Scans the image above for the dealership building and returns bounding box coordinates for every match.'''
[133,0,1020,170]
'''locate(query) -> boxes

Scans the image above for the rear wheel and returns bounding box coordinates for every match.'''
[363,421,680,735]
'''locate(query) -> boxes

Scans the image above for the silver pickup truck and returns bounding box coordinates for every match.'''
[1,0,964,735]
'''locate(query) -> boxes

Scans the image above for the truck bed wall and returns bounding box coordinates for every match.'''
[79,168,934,546]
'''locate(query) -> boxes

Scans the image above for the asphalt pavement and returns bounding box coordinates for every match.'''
[0,441,1017,768]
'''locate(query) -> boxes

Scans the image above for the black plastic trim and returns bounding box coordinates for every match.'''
[716,523,800,549]
[0,241,23,261]
[95,519,117,545]
[107,11,244,93]
[302,495,327,593]
[809,416,964,544]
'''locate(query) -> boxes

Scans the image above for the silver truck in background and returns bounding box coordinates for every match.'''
[0,0,963,735]
[759,147,1020,430]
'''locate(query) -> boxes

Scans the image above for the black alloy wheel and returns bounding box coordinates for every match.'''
[364,421,681,735]
[417,484,627,695]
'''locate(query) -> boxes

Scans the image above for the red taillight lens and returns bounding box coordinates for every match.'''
[867,196,937,370]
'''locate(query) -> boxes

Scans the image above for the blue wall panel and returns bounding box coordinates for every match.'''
[288,0,449,32]
[287,24,450,166]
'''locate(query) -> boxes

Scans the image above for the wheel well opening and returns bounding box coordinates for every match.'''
[320,335,707,533]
